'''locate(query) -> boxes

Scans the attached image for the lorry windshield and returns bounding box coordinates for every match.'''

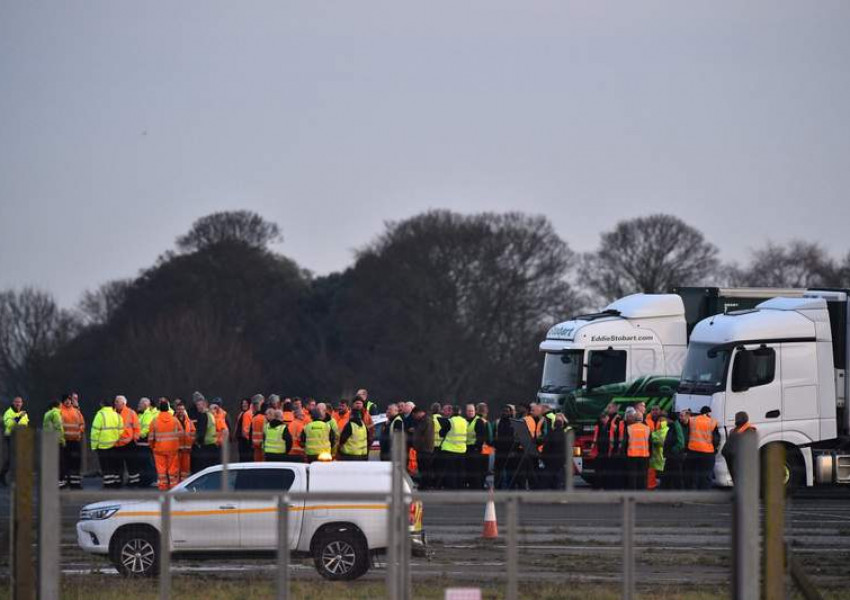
[678,343,731,395]
[540,350,583,393]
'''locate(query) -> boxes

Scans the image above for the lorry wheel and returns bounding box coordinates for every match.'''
[760,446,803,496]
[313,531,368,581]
[110,527,159,577]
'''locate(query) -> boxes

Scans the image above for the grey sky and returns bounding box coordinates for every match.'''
[2,1,849,307]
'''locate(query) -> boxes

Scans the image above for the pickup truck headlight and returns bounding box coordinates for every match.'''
[80,505,120,521]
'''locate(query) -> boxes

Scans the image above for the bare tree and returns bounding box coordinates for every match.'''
[580,214,720,302]
[77,279,132,326]
[727,240,841,288]
[334,210,583,401]
[0,288,79,400]
[176,210,281,253]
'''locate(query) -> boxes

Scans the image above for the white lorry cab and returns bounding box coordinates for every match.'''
[77,461,424,580]
[538,293,689,408]
[676,290,850,491]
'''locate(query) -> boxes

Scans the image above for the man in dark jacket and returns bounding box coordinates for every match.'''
[721,411,757,483]
[410,406,434,488]
[662,411,687,489]
[540,414,569,490]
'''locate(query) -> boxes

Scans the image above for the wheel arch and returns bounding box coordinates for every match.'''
[108,523,161,557]
[309,522,369,555]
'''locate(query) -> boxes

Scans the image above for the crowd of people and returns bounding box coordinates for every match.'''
[588,400,755,490]
[2,390,753,492]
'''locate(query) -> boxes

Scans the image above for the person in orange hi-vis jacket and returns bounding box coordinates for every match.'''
[250,395,266,462]
[174,400,195,481]
[148,399,183,490]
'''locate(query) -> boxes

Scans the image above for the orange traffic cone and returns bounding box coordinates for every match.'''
[482,491,499,539]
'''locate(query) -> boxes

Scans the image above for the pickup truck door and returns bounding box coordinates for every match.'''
[170,469,238,550]
[236,467,304,550]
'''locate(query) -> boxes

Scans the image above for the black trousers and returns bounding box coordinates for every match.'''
[464,452,487,490]
[238,438,253,462]
[114,442,142,487]
[592,455,608,490]
[661,455,684,489]
[137,441,157,486]
[191,444,218,474]
[0,437,12,484]
[685,452,715,490]
[97,448,121,488]
[606,455,626,490]
[441,451,466,490]
[541,458,566,490]
[416,451,434,489]
[61,440,83,488]
[626,457,649,490]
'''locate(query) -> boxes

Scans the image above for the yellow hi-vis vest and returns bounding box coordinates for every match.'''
[442,416,468,454]
[263,423,287,454]
[432,414,443,449]
[304,420,331,455]
[202,412,218,446]
[341,421,368,456]
[3,408,29,436]
[90,407,123,450]
[466,415,482,446]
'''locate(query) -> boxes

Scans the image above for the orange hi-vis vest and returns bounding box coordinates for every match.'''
[626,422,651,458]
[737,422,756,434]
[688,414,718,453]
[288,418,306,455]
[60,405,85,442]
[251,413,266,448]
[524,416,537,440]
[149,412,183,454]
[115,405,141,447]
[239,410,253,440]
[214,409,228,446]
[177,415,195,451]
[282,410,294,423]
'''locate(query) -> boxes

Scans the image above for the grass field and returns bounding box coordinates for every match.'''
[3,576,850,600]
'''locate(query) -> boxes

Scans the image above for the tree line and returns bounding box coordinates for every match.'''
[2,209,849,418]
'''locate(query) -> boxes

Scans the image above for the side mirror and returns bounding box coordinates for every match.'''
[731,351,751,392]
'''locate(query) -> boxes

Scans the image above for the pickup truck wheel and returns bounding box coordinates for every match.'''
[110,528,159,577]
[313,531,368,580]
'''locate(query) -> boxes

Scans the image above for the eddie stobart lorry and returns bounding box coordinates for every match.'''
[538,287,806,482]
[675,289,850,490]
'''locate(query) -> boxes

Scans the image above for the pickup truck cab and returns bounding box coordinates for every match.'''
[77,461,423,580]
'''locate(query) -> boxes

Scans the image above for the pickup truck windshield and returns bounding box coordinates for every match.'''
[540,350,583,393]
[678,343,731,395]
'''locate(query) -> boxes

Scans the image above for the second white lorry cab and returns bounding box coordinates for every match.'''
[538,294,688,408]
[676,290,850,491]
[77,461,424,580]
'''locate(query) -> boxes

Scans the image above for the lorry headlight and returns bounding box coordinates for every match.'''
[80,505,120,520]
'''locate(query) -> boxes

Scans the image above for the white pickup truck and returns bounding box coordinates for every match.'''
[77,461,424,580]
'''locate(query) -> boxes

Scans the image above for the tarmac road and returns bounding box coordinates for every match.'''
[2,480,847,588]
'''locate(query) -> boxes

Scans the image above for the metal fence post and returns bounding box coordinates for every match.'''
[764,443,786,600]
[276,493,290,600]
[388,429,409,600]
[506,496,519,600]
[565,429,575,492]
[733,433,760,600]
[622,495,635,600]
[220,436,229,491]
[39,430,60,600]
[12,427,36,600]
[159,494,171,600]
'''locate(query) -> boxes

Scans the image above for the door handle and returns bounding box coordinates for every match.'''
[219,504,236,510]
[765,410,780,419]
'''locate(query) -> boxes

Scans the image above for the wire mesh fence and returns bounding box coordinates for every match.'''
[7,428,850,600]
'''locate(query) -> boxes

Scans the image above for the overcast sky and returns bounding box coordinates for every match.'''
[2,1,849,307]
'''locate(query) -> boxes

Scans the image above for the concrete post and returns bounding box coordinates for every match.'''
[506,497,519,600]
[763,443,786,600]
[733,432,760,600]
[565,429,575,491]
[12,428,35,600]
[159,494,172,600]
[39,430,61,600]
[276,494,290,600]
[622,495,635,600]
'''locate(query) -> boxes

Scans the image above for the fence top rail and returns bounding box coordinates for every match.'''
[61,489,733,505]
